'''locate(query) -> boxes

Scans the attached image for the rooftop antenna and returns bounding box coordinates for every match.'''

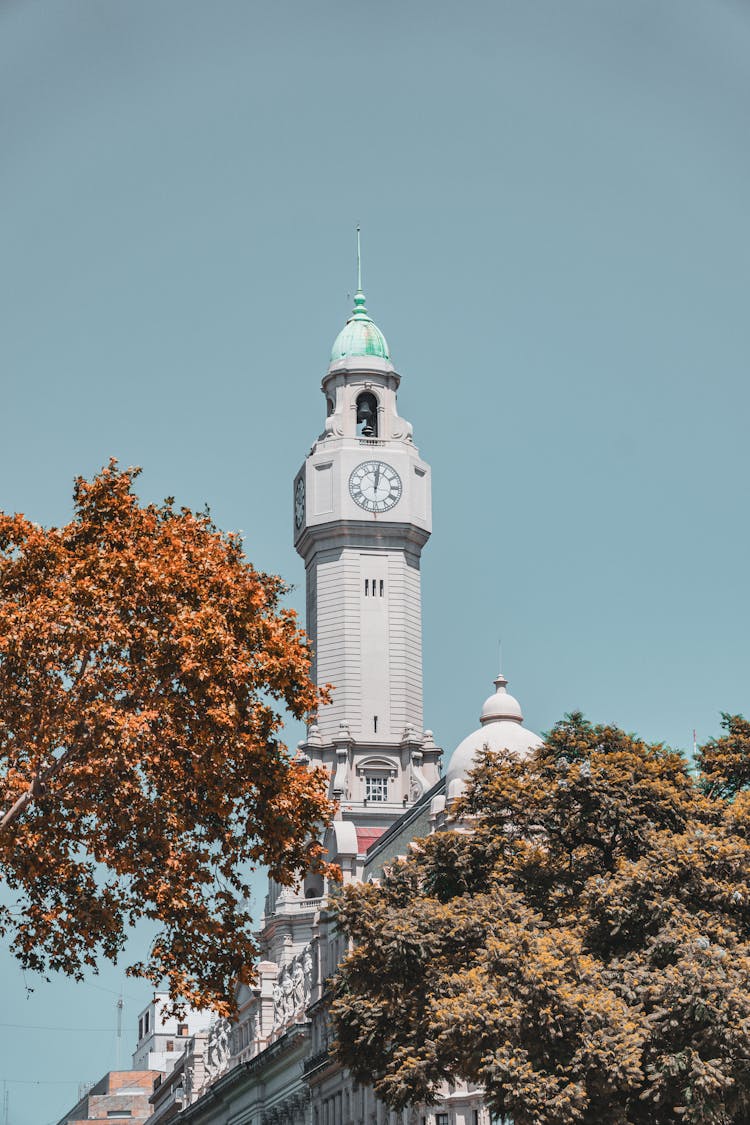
[356,224,362,292]
[115,993,123,1070]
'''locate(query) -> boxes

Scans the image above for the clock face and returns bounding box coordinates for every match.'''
[294,476,305,529]
[349,461,402,513]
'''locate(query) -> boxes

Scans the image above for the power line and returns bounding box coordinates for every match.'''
[18,967,144,1005]
[0,1078,80,1086]
[78,979,144,1004]
[0,1021,122,1032]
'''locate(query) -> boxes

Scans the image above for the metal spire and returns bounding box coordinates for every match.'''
[350,225,370,321]
[356,224,362,293]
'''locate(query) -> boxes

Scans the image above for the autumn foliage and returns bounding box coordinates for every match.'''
[0,462,334,1014]
[332,713,750,1125]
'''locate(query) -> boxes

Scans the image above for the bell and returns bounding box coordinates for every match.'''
[356,396,377,437]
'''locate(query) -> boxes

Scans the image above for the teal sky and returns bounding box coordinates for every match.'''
[2,1,750,1120]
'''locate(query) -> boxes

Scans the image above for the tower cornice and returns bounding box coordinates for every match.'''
[323,356,400,387]
[295,518,430,565]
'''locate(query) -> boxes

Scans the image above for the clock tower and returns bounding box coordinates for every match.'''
[294,249,441,835]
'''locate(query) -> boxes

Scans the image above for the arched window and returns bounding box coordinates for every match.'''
[355,392,378,438]
[304,874,324,898]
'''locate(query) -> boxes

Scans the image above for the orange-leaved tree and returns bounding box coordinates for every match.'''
[0,462,335,1014]
[332,713,750,1125]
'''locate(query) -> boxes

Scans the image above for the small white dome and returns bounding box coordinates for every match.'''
[480,675,523,724]
[445,674,542,800]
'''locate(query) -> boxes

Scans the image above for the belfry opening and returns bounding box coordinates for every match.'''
[355,391,378,438]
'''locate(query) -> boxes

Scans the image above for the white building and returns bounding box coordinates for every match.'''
[173,259,541,1125]
[132,992,213,1075]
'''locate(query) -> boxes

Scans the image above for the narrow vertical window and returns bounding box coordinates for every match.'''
[373,716,378,733]
[379,579,384,596]
[364,579,369,596]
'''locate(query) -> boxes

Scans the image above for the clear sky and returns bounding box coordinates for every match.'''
[1,1,749,1120]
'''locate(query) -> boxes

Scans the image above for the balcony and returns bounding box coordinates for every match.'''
[302,1047,331,1076]
[272,897,324,915]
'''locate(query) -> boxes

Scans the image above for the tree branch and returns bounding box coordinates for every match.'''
[0,651,92,832]
[0,743,78,831]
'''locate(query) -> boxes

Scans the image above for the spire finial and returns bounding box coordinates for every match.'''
[494,642,508,694]
[350,225,369,320]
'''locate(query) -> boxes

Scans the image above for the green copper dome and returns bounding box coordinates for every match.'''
[330,289,390,363]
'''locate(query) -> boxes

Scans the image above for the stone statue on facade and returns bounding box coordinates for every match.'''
[183,1038,196,1104]
[272,982,284,1029]
[204,1017,231,1082]
[281,970,295,1020]
[291,959,305,1008]
[303,946,313,1001]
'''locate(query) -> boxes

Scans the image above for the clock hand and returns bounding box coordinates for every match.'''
[374,465,381,493]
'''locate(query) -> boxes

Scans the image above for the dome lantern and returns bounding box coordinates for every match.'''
[445,671,542,800]
[480,673,524,725]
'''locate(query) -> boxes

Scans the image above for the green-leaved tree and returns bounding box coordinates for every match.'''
[331,713,750,1125]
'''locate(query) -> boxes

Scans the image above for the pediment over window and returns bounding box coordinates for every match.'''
[356,756,397,775]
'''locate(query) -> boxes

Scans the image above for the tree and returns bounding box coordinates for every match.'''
[331,713,750,1125]
[0,462,335,1014]
[698,712,750,801]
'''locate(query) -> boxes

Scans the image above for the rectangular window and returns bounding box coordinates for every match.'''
[379,579,384,596]
[166,1039,174,1052]
[364,579,369,596]
[144,1011,150,1034]
[436,1115,449,1125]
[177,1023,189,1036]
[138,1017,143,1040]
[373,716,378,733]
[365,775,388,802]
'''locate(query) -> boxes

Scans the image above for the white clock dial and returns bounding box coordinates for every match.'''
[349,461,402,513]
[294,476,305,529]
